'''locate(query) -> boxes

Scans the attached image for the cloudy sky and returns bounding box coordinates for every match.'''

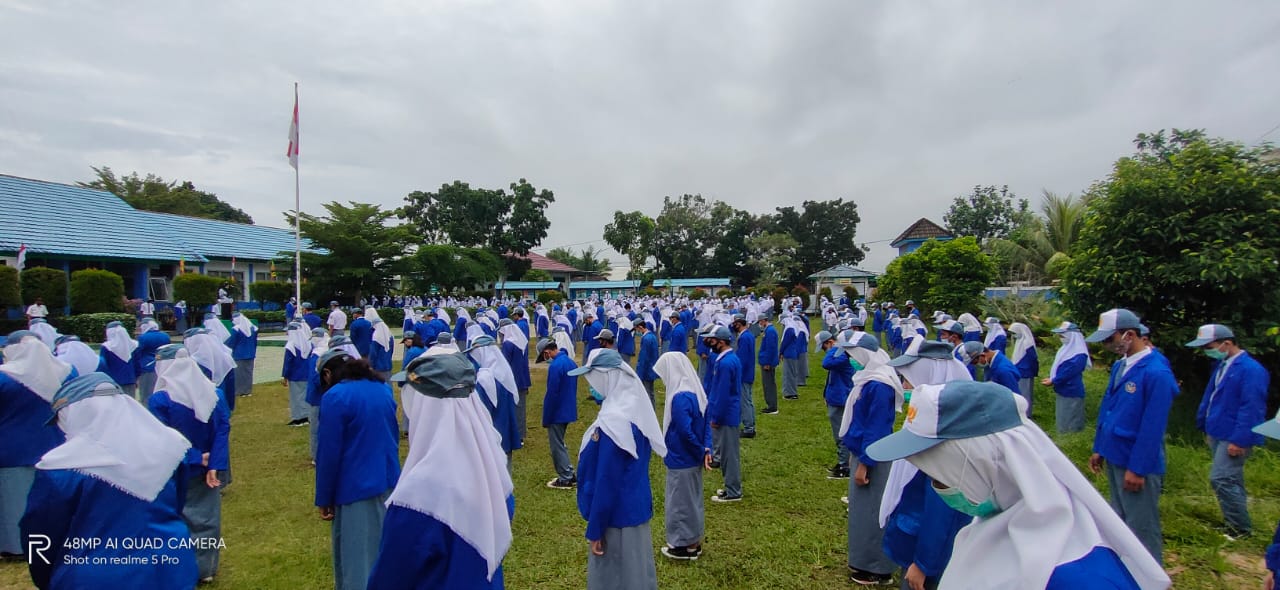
[2,1,1278,275]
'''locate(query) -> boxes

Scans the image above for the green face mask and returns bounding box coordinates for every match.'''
[1204,347,1228,361]
[935,485,1001,518]
[849,358,865,372]
[902,389,912,403]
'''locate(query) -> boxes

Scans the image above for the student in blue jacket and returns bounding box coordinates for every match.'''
[704,326,743,502]
[634,321,660,405]
[227,312,259,398]
[615,318,636,365]
[0,331,71,558]
[98,321,139,397]
[134,317,171,402]
[1008,322,1039,413]
[1186,324,1270,539]
[281,322,315,427]
[365,315,395,381]
[148,345,231,583]
[1042,321,1090,433]
[867,381,1171,590]
[313,351,401,590]
[582,312,604,365]
[498,319,532,440]
[537,338,579,489]
[348,309,373,358]
[571,349,666,590]
[667,312,688,354]
[468,336,523,471]
[880,469,971,590]
[817,331,852,479]
[732,315,757,439]
[23,373,198,590]
[962,342,1024,406]
[779,314,803,400]
[1085,309,1177,565]
[372,352,514,590]
[755,315,780,414]
[654,352,712,561]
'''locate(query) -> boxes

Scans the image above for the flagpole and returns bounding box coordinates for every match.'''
[292,82,302,318]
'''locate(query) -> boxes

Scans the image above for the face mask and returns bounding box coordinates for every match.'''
[902,389,912,403]
[935,485,1001,518]
[849,358,865,372]
[1108,334,1130,356]
[589,387,604,403]
[1204,346,1228,361]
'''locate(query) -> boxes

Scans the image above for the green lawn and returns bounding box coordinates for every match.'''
[2,347,1276,588]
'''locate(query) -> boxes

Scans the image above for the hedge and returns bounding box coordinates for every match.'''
[0,265,19,307]
[252,281,296,306]
[61,313,135,343]
[715,288,734,298]
[842,285,860,301]
[21,267,68,311]
[70,269,124,313]
[536,290,562,306]
[688,289,708,300]
[173,273,222,312]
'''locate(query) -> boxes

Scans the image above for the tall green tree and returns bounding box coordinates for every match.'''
[545,246,611,276]
[988,190,1089,283]
[943,185,1030,244]
[708,204,760,285]
[287,202,410,305]
[81,166,253,223]
[405,245,504,293]
[765,198,865,285]
[651,194,716,277]
[746,232,801,287]
[602,210,656,278]
[875,237,997,314]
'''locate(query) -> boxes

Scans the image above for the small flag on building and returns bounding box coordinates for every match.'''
[231,256,237,272]
[286,89,299,170]
[179,258,186,274]
[15,243,26,271]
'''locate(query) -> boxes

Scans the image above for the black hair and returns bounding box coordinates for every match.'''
[404,333,424,348]
[319,356,384,393]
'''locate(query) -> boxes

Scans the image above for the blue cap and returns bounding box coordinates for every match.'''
[311,327,326,337]
[839,332,880,351]
[302,302,314,309]
[567,348,625,376]
[155,344,184,361]
[48,373,125,422]
[848,316,865,328]
[866,381,1025,462]
[401,330,418,341]
[814,330,834,343]
[391,352,476,399]
[183,328,208,338]
[1185,324,1234,347]
[316,348,350,373]
[329,301,339,306]
[1050,321,1080,334]
[959,341,986,364]
[433,333,454,345]
[887,341,957,367]
[938,320,964,336]
[1085,308,1143,343]
[709,325,733,342]
[464,335,496,352]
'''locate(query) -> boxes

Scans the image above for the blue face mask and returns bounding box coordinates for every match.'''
[589,387,604,403]
[934,485,1001,518]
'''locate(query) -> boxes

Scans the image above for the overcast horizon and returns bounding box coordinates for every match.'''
[2,1,1278,277]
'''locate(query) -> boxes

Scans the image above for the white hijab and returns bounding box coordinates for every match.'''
[498,323,528,352]
[1050,329,1092,380]
[102,323,138,361]
[285,323,314,358]
[957,313,983,335]
[653,352,708,432]
[436,307,452,327]
[184,332,235,384]
[55,338,100,378]
[231,313,256,337]
[1,334,73,401]
[469,344,519,404]
[204,315,231,343]
[837,346,902,438]
[1009,322,1036,365]
[984,320,1007,348]
[38,378,191,502]
[366,308,393,350]
[579,363,667,460]
[390,371,513,582]
[910,407,1170,590]
[552,330,575,355]
[155,350,219,423]
[29,321,60,350]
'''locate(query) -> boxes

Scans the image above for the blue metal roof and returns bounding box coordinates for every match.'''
[134,210,314,262]
[570,280,642,289]
[653,278,731,288]
[496,281,561,290]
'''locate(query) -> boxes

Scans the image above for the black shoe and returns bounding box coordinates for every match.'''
[740,430,756,439]
[784,395,799,400]
[762,408,779,415]
[661,545,702,560]
[827,465,850,479]
[849,568,893,586]
[711,491,742,503]
[709,459,722,469]
[546,477,576,490]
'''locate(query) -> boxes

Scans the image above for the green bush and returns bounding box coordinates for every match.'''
[374,307,405,328]
[0,265,19,308]
[61,313,135,343]
[770,287,789,313]
[641,287,664,298]
[70,269,124,313]
[688,289,708,300]
[536,290,562,306]
[242,310,287,323]
[750,286,773,299]
[715,288,734,298]
[251,281,296,306]
[842,285,860,302]
[876,237,998,314]
[818,286,833,301]
[979,294,1066,339]
[173,273,223,313]
[20,267,68,312]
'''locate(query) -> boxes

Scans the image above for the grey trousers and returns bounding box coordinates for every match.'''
[827,404,850,465]
[332,491,389,590]
[620,353,632,367]
[800,351,810,382]
[664,467,704,547]
[121,382,138,399]
[761,366,778,410]
[137,371,158,404]
[517,388,529,440]
[782,358,802,398]
[848,461,895,574]
[548,423,575,481]
[288,380,309,421]
[740,382,756,432]
[1105,462,1163,565]
[715,425,742,497]
[642,381,655,407]
[1208,436,1252,534]
[0,466,35,554]
[587,523,658,590]
[1017,377,1034,417]
[234,359,254,396]
[183,474,222,580]
[1055,395,1085,433]
[308,405,321,461]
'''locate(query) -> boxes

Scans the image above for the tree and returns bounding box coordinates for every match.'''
[20,267,68,312]
[875,237,997,314]
[173,273,223,314]
[765,198,865,285]
[80,166,253,223]
[988,190,1089,283]
[1060,131,1280,384]
[651,194,715,277]
[0,265,19,308]
[522,269,553,282]
[943,185,1030,244]
[287,202,410,305]
[746,232,801,287]
[545,246,611,277]
[250,281,295,306]
[405,245,504,293]
[603,210,656,278]
[69,269,125,313]
[708,204,760,285]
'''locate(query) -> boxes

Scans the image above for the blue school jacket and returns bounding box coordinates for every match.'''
[735,329,756,385]
[758,325,780,367]
[616,328,635,356]
[349,318,373,357]
[135,330,171,375]
[1049,354,1088,399]
[368,504,510,590]
[963,331,982,343]
[1196,351,1269,448]
[636,333,659,381]
[668,323,688,353]
[402,316,415,335]
[227,328,258,361]
[840,380,896,468]
[477,380,522,455]
[501,341,532,391]
[984,352,1022,393]
[403,346,424,370]
[21,468,197,590]
[780,327,801,360]
[305,369,323,407]
[577,425,653,541]
[148,389,232,473]
[536,315,549,338]
[98,349,138,386]
[664,391,712,470]
[582,320,603,357]
[517,318,530,341]
[498,304,509,319]
[872,310,884,332]
[1046,546,1141,589]
[282,348,314,382]
[882,471,970,579]
[1267,522,1280,575]
[543,350,579,426]
[986,334,1007,356]
[452,318,469,346]
[1093,353,1178,476]
[1013,347,1039,379]
[303,313,322,330]
[707,350,742,427]
[369,340,394,373]
[315,379,401,507]
[0,373,65,468]
[821,347,854,407]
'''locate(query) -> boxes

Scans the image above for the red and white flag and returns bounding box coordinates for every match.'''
[286,86,299,170]
[15,243,26,271]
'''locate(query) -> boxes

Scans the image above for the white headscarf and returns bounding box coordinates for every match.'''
[498,323,528,352]
[909,405,1171,590]
[155,349,219,423]
[102,323,138,361]
[137,318,159,334]
[1,334,73,401]
[38,379,191,502]
[1050,329,1092,380]
[436,307,453,327]
[230,313,256,337]
[957,313,983,335]
[552,329,575,355]
[55,338,100,378]
[365,308,393,350]
[285,323,314,358]
[653,352,708,432]
[579,363,667,460]
[390,365,513,582]
[310,330,330,359]
[456,307,472,324]
[469,344,519,404]
[984,320,1007,348]
[1009,322,1036,365]
[29,320,60,350]
[203,314,231,343]
[185,332,235,385]
[838,346,902,438]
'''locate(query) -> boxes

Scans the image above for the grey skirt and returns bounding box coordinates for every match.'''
[664,466,704,547]
[587,523,658,590]
[234,359,254,396]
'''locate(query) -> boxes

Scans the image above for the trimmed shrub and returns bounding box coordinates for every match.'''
[536,290,562,306]
[61,313,135,343]
[173,273,223,313]
[842,285,860,302]
[242,310,287,323]
[715,288,734,298]
[252,281,296,306]
[70,269,124,313]
[770,287,789,313]
[374,307,405,329]
[641,287,664,298]
[0,265,19,308]
[20,267,68,312]
[818,286,833,301]
[688,289,708,300]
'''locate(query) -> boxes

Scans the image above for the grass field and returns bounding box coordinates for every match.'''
[2,344,1278,589]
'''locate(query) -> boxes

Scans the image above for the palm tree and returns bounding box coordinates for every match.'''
[989,190,1087,283]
